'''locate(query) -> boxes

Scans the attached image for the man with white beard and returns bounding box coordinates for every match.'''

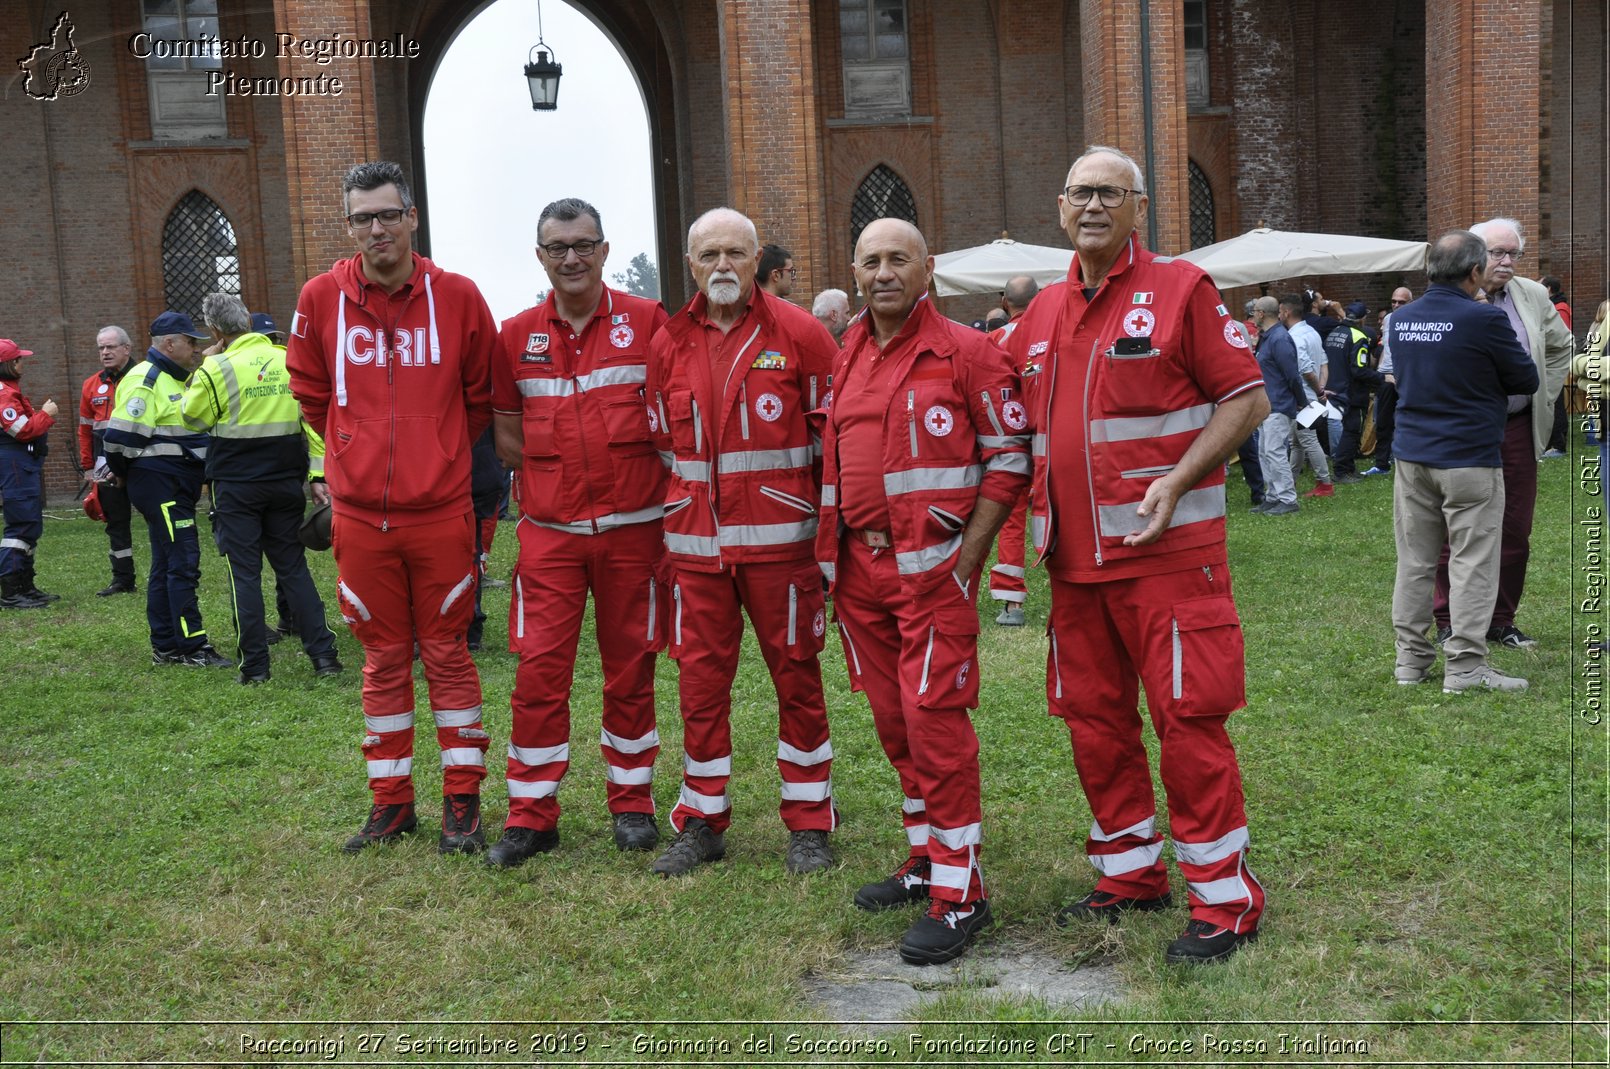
[644,208,842,878]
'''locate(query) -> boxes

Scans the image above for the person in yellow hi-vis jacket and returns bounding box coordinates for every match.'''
[182,293,343,684]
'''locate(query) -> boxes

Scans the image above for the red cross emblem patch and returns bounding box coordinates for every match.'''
[646,405,660,433]
[755,392,783,422]
[1122,308,1156,338]
[924,405,954,437]
[1001,399,1028,431]
[609,324,634,348]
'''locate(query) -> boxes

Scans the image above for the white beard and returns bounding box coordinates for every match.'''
[708,279,742,305]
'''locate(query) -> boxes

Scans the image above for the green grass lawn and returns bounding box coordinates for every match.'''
[0,446,1604,1065]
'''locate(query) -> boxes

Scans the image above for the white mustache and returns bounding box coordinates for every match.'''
[708,276,742,303]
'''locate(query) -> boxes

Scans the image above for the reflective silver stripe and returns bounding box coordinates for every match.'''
[820,561,836,584]
[717,445,813,472]
[440,748,486,768]
[517,378,575,397]
[1173,826,1249,867]
[605,765,654,785]
[509,742,570,766]
[1087,841,1164,876]
[673,458,711,482]
[1091,815,1157,843]
[601,728,660,754]
[578,364,646,391]
[111,548,134,559]
[1172,616,1183,700]
[514,575,525,639]
[666,532,720,557]
[902,796,926,815]
[779,779,832,802]
[1031,432,1048,456]
[987,451,1032,475]
[896,533,964,576]
[778,740,833,766]
[440,572,475,615]
[1188,876,1251,905]
[1089,402,1215,444]
[0,538,32,551]
[882,464,981,496]
[929,863,972,890]
[760,485,817,514]
[684,754,731,777]
[906,823,930,846]
[820,484,837,508]
[507,779,559,799]
[717,520,816,547]
[123,442,190,458]
[1121,464,1177,479]
[980,390,1006,436]
[929,822,982,850]
[658,449,675,468]
[209,421,304,440]
[1031,513,1047,550]
[976,434,1021,450]
[1097,483,1225,538]
[531,504,664,534]
[338,580,372,622]
[77,415,94,426]
[836,618,861,676]
[433,707,481,728]
[991,563,1025,579]
[366,757,412,778]
[678,784,729,814]
[365,711,415,734]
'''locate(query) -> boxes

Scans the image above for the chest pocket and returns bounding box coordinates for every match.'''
[1098,345,1173,416]
[598,391,653,450]
[666,389,702,456]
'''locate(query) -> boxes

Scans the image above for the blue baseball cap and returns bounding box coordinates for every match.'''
[250,313,286,340]
[149,311,209,339]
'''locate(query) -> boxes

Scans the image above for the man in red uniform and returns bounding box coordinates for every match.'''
[485,197,670,867]
[78,326,139,596]
[985,275,1039,626]
[286,161,498,856]
[817,218,1030,965]
[645,208,839,877]
[1012,146,1269,964]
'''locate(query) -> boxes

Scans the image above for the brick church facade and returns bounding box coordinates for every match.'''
[5,0,1604,499]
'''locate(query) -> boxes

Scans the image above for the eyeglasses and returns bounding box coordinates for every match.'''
[346,209,408,229]
[540,239,603,259]
[1487,248,1522,262]
[1063,185,1144,208]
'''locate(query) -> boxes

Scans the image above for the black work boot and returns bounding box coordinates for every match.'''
[1054,888,1174,927]
[485,825,559,868]
[899,897,993,965]
[19,562,58,603]
[650,817,725,876]
[854,855,932,911]
[1164,919,1259,964]
[612,812,659,852]
[0,574,48,609]
[343,802,418,853]
[439,794,486,855]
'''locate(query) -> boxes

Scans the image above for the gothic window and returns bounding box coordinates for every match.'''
[850,165,918,253]
[839,0,910,117]
[163,191,239,317]
[1184,0,1209,110]
[1188,161,1216,250]
[142,0,226,138]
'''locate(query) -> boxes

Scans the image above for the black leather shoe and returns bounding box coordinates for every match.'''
[650,817,725,876]
[342,802,418,853]
[310,655,344,678]
[1164,919,1258,964]
[485,825,559,868]
[612,812,659,851]
[899,897,993,965]
[237,671,270,685]
[440,794,486,855]
[1054,888,1174,927]
[96,580,137,597]
[854,855,931,911]
[181,645,234,668]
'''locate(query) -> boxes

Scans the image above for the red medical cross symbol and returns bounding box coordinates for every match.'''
[928,409,953,433]
[759,395,782,418]
[1127,311,1150,334]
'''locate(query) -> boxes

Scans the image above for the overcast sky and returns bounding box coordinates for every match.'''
[422,0,658,321]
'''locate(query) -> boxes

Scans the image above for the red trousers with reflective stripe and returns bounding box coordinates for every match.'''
[1046,564,1264,933]
[833,536,986,904]
[504,519,663,831]
[989,486,1029,603]
[333,511,488,806]
[667,558,833,835]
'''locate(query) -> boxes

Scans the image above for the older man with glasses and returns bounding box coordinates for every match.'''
[1428,218,1573,651]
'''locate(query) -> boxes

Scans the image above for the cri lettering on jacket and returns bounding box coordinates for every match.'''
[342,327,440,366]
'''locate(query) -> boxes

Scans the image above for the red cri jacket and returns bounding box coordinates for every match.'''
[78,363,131,469]
[1009,235,1264,579]
[1,381,53,449]
[816,297,1031,595]
[647,287,838,571]
[493,287,669,531]
[286,252,495,529]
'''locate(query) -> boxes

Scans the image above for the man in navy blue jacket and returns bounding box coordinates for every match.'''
[1390,231,1539,694]
[1252,296,1306,515]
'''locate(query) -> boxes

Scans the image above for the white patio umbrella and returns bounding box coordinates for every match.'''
[1175,227,1427,287]
[931,238,1074,297]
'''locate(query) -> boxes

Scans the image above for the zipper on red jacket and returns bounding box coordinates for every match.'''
[906,389,918,457]
[567,335,603,535]
[1082,340,1101,567]
[381,312,397,531]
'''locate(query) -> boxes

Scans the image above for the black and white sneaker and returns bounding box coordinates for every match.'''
[1164,918,1258,964]
[1487,624,1537,649]
[854,855,931,911]
[898,897,992,965]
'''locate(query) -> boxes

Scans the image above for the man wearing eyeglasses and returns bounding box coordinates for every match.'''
[1428,218,1573,651]
[758,244,796,301]
[286,160,498,856]
[645,208,839,880]
[1008,145,1270,965]
[483,198,670,868]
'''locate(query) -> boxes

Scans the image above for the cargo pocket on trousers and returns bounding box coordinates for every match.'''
[916,600,982,711]
[1170,595,1246,716]
[647,558,671,653]
[787,564,827,659]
